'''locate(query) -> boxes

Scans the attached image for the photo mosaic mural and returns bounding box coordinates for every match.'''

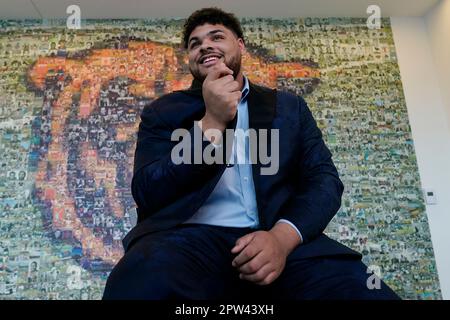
[0,17,441,299]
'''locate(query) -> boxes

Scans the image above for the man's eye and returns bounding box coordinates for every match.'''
[213,35,223,40]
[190,42,199,49]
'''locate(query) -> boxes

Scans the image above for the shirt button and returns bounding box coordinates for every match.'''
[243,177,249,181]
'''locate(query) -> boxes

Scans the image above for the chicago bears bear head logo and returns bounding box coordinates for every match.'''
[27,39,320,270]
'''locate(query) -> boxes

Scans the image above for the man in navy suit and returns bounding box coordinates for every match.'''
[103,7,400,300]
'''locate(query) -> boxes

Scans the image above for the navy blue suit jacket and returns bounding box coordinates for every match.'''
[123,79,361,260]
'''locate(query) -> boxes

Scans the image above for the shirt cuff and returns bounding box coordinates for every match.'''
[211,141,223,149]
[276,219,304,244]
[195,121,223,149]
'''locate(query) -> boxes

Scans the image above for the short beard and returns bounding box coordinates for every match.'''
[190,52,242,83]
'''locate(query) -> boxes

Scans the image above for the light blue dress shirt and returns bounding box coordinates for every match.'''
[184,76,303,242]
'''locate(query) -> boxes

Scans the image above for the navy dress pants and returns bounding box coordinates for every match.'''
[103,224,400,300]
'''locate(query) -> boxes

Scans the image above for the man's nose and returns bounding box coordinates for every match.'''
[199,40,214,53]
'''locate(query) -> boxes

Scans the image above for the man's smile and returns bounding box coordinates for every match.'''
[199,54,223,67]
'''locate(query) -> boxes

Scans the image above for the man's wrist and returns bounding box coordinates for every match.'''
[269,222,301,256]
[199,114,226,144]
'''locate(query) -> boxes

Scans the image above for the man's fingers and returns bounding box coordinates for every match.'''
[205,61,233,81]
[239,262,273,283]
[232,91,242,102]
[232,242,262,268]
[222,80,240,92]
[224,91,242,107]
[231,233,255,254]
[217,68,234,79]
[237,250,268,274]
[255,271,278,286]
[215,74,235,87]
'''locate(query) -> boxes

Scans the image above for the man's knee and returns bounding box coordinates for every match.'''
[102,240,226,299]
[316,258,401,300]
[321,273,401,300]
[274,256,401,300]
[102,254,174,300]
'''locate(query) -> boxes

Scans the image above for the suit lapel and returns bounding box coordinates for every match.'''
[247,81,276,131]
[247,81,277,228]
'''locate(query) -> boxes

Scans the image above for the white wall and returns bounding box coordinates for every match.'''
[391,16,450,299]
[0,0,440,19]
[425,0,450,130]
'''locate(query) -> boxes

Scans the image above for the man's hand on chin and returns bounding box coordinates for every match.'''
[231,222,302,286]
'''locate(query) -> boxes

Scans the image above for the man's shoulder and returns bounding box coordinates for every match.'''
[276,88,305,103]
[140,90,204,129]
[250,82,306,105]
[250,82,274,93]
[145,90,200,110]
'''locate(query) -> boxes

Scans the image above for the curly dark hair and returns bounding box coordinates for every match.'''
[182,7,245,49]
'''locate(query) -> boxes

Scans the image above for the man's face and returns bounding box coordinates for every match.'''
[187,23,245,83]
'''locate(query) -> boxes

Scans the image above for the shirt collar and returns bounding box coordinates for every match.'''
[241,75,250,101]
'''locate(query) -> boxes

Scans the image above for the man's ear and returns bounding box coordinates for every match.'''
[237,38,246,54]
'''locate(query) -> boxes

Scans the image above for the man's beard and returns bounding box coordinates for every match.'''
[189,52,242,83]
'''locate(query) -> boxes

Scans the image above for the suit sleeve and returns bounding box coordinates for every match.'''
[278,96,344,244]
[131,101,225,219]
